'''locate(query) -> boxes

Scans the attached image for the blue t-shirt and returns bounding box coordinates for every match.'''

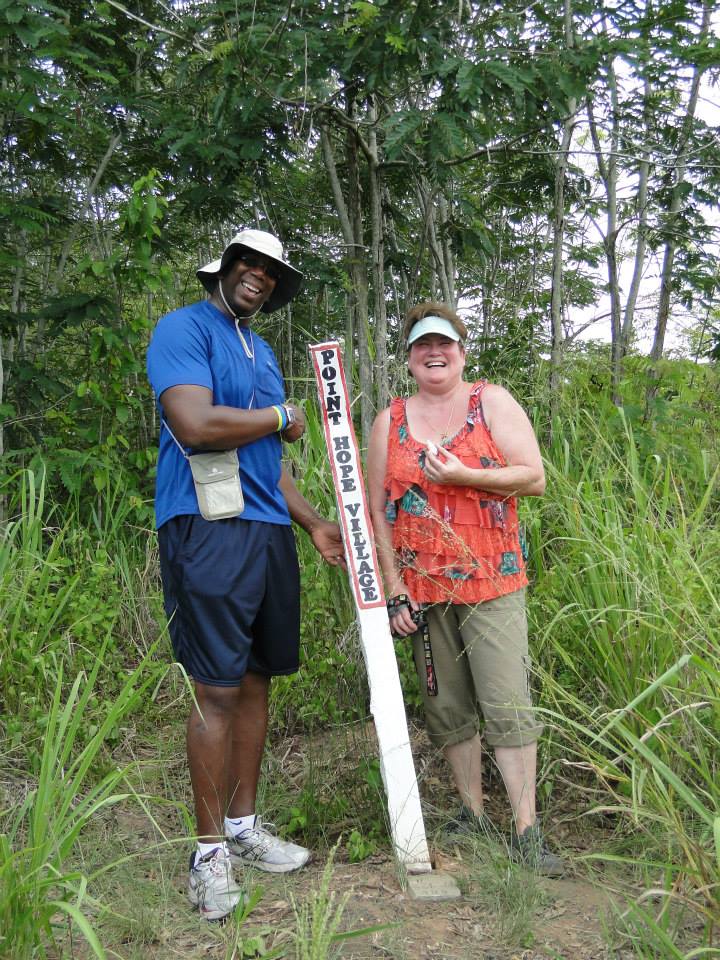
[147,300,291,529]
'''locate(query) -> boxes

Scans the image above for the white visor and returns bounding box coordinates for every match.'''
[407,316,462,347]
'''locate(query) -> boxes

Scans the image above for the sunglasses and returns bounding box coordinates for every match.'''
[236,251,282,281]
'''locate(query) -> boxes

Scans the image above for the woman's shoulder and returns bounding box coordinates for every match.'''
[476,381,515,408]
[473,380,520,405]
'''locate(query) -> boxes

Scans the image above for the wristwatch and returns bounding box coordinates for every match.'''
[282,403,296,427]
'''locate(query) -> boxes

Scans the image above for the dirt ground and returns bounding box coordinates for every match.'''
[80,719,636,960]
[249,857,616,960]
[103,839,622,960]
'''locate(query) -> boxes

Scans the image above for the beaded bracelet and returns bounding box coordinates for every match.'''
[271,405,288,432]
[386,594,412,617]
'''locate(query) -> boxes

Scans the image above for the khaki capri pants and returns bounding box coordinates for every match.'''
[411,588,543,749]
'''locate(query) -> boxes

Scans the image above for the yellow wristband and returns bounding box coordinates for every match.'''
[272,405,284,432]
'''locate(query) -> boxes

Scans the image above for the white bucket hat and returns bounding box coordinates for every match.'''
[197,228,303,314]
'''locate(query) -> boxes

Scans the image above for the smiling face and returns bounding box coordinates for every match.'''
[214,250,279,319]
[407,333,466,389]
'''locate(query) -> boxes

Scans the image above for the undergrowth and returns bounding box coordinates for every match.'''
[2,369,720,957]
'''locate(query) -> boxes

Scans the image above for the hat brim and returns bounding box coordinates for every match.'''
[196,244,303,313]
[407,316,463,347]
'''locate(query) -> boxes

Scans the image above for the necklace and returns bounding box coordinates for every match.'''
[214,280,257,406]
[414,384,465,444]
[234,318,256,409]
[234,319,255,360]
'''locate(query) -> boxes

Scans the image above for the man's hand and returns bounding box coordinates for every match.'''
[423,447,470,486]
[309,519,346,568]
[280,404,305,443]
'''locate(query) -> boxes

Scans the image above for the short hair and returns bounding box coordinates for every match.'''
[402,302,468,345]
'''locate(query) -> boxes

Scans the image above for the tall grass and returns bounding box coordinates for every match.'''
[4,375,720,956]
[528,409,720,953]
[0,468,163,743]
[532,410,718,720]
[0,652,163,959]
[0,469,165,957]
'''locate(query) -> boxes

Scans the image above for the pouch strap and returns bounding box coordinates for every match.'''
[162,418,189,460]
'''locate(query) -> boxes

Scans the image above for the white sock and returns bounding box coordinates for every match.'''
[196,840,229,863]
[225,813,256,837]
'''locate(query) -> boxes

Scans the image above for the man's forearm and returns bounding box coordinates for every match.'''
[180,404,282,449]
[278,466,324,532]
[161,384,293,450]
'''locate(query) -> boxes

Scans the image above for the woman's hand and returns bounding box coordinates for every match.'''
[423,446,470,486]
[387,589,421,637]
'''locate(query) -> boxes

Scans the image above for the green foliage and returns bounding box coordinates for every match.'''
[521,382,720,947]
[0,469,163,754]
[0,649,163,959]
[2,5,719,955]
[346,828,377,863]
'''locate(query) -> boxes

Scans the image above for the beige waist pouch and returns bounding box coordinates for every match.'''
[187,449,244,521]
[162,419,245,522]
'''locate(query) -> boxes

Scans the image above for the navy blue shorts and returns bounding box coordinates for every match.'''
[158,515,301,686]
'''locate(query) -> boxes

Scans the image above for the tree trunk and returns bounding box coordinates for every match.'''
[647,0,711,410]
[368,99,388,416]
[436,192,456,309]
[52,132,122,293]
[346,120,373,443]
[383,186,410,310]
[319,120,372,441]
[587,70,622,404]
[417,178,452,305]
[549,0,577,419]
[621,76,651,354]
[549,110,575,415]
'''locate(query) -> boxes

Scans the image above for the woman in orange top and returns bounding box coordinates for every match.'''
[367,302,563,873]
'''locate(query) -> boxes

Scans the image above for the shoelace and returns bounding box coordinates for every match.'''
[196,851,230,877]
[238,818,278,841]
[238,829,272,853]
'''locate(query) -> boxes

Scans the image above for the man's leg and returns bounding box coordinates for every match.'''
[443,733,484,816]
[226,671,270,817]
[223,669,310,873]
[185,681,245,921]
[187,674,271,838]
[187,681,251,841]
[494,741,536,834]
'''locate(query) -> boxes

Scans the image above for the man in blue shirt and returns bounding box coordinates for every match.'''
[147,229,345,921]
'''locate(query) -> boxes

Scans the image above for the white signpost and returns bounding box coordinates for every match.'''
[308,341,433,877]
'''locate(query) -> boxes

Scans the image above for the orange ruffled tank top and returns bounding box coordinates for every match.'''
[384,381,528,604]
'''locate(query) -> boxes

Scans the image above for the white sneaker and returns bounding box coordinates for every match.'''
[227,818,311,874]
[187,847,243,921]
